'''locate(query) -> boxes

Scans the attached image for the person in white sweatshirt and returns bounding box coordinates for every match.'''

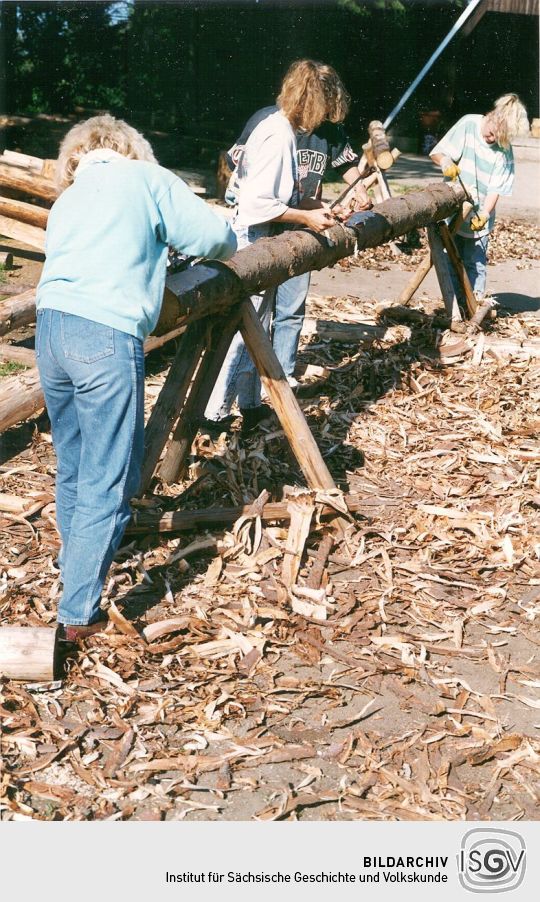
[203,59,343,434]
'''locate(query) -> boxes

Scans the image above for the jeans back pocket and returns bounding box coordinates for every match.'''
[61,313,115,363]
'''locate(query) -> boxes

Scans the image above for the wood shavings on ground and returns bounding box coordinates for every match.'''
[1,248,540,822]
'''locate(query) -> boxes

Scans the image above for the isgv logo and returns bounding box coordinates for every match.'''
[458,829,526,894]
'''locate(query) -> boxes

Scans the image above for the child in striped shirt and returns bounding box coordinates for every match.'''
[431,94,529,299]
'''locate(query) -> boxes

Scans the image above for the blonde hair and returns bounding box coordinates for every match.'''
[277,59,350,133]
[56,114,156,191]
[486,94,529,150]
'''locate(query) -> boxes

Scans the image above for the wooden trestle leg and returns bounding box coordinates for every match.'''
[239,298,336,491]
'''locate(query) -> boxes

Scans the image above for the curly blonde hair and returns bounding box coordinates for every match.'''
[486,94,529,150]
[277,59,350,133]
[56,114,156,191]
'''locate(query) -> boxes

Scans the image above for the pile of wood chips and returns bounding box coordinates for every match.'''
[1,249,539,823]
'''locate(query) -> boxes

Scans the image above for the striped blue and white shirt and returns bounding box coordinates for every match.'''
[431,114,514,238]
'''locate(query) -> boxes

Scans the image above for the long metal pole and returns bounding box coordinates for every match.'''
[383,0,485,130]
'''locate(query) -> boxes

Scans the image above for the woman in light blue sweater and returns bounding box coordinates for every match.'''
[36,115,236,640]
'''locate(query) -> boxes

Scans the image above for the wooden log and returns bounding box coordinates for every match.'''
[398,252,432,305]
[362,140,376,169]
[0,289,37,336]
[368,121,394,170]
[315,320,385,343]
[0,163,57,202]
[0,150,55,178]
[0,343,35,365]
[240,298,335,490]
[397,201,473,306]
[438,221,478,317]
[0,366,44,432]
[127,492,365,535]
[159,312,241,485]
[0,214,46,252]
[0,196,49,229]
[0,251,14,269]
[139,320,207,492]
[166,183,466,325]
[0,626,60,681]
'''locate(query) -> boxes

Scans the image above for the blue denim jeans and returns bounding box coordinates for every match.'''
[205,222,277,420]
[452,233,489,299]
[273,271,311,379]
[36,309,145,626]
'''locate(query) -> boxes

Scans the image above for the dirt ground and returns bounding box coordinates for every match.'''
[1,163,539,822]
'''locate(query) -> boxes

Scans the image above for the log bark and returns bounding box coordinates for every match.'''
[240,299,335,490]
[166,183,465,324]
[0,289,37,336]
[139,320,207,492]
[0,196,49,229]
[368,121,394,170]
[0,163,57,202]
[0,214,46,251]
[159,312,241,485]
[0,626,60,681]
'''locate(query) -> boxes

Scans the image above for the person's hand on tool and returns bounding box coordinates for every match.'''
[301,204,336,233]
[352,184,373,212]
[441,156,460,180]
[470,211,488,231]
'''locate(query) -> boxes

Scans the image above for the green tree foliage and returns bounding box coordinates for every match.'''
[4,2,127,114]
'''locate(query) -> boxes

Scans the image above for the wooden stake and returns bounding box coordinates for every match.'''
[0,214,45,252]
[239,299,336,490]
[368,121,394,170]
[159,312,241,485]
[398,201,473,306]
[438,222,478,316]
[139,320,207,493]
[0,251,14,269]
[398,252,432,305]
[427,224,462,327]
[0,627,60,681]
